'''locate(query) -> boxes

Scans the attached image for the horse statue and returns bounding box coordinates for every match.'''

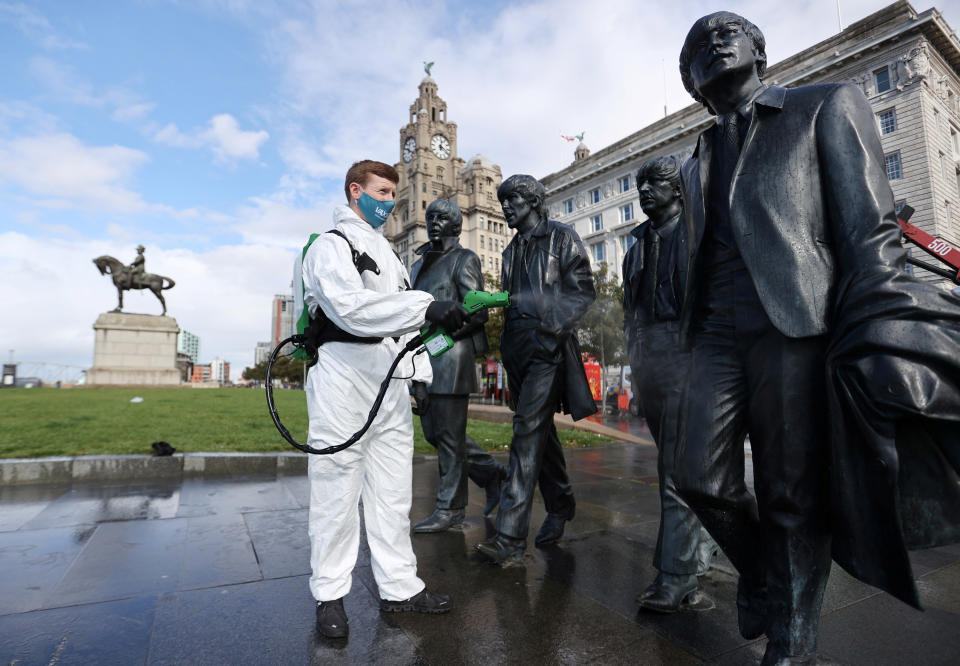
[92,255,176,315]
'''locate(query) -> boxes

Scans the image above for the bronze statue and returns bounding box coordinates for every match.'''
[674,11,960,665]
[409,199,507,532]
[93,246,175,315]
[622,155,717,613]
[475,174,596,565]
[130,244,146,281]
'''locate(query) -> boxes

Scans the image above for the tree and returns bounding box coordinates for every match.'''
[577,262,626,397]
[243,356,310,386]
[242,361,266,382]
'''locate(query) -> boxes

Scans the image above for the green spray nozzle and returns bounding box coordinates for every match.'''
[463,290,510,312]
[419,290,511,358]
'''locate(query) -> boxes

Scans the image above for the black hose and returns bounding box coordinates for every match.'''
[265,334,423,455]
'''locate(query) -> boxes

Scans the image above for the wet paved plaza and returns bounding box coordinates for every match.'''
[2,441,959,665]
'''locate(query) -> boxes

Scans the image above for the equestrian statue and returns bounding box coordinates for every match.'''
[92,245,175,315]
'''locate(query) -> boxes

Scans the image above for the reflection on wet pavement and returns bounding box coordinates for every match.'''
[0,440,957,665]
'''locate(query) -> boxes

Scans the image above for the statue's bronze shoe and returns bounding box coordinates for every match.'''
[637,573,699,613]
[413,509,465,533]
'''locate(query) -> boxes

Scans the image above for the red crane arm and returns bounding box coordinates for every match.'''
[897,205,960,284]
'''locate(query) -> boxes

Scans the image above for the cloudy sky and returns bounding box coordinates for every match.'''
[2,0,957,379]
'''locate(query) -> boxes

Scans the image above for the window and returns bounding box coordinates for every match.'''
[488,256,494,269]
[619,203,634,222]
[940,151,948,181]
[422,183,426,193]
[479,182,483,193]
[591,242,605,263]
[564,198,574,214]
[495,257,499,270]
[874,67,891,93]
[619,235,636,252]
[591,214,603,232]
[437,166,444,177]
[618,175,631,193]
[885,152,902,180]
[951,126,960,159]
[480,236,485,249]
[934,108,941,134]
[878,109,897,135]
[589,188,601,204]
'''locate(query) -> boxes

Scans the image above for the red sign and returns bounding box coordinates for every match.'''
[486,357,498,374]
[583,361,601,401]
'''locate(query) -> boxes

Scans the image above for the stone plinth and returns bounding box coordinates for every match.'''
[86,312,181,385]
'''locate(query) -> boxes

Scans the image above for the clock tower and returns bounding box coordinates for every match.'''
[388,75,463,266]
[388,74,511,274]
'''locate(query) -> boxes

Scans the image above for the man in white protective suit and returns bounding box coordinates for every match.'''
[300,160,469,639]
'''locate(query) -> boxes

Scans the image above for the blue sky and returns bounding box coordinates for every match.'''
[2,0,957,378]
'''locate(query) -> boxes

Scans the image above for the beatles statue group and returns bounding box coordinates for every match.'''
[412,11,960,665]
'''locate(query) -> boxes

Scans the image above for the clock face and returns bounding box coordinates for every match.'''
[403,137,416,163]
[430,134,451,159]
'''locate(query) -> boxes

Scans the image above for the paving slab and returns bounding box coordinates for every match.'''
[0,483,71,531]
[0,523,96,615]
[21,479,180,529]
[148,576,424,666]
[0,596,156,664]
[243,508,312,579]
[0,442,957,664]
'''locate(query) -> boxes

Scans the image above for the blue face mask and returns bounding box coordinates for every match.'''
[356,191,394,228]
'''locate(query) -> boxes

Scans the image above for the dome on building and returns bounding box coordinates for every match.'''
[420,75,436,85]
[464,154,498,171]
[574,141,591,161]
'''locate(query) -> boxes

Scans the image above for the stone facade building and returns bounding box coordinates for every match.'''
[541,1,960,287]
[387,76,515,280]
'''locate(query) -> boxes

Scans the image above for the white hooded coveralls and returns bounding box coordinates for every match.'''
[300,205,433,602]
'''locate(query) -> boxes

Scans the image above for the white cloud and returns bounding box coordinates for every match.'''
[154,113,269,162]
[232,195,334,248]
[0,2,86,50]
[29,57,101,106]
[230,0,944,183]
[0,232,297,375]
[0,133,150,212]
[0,101,60,135]
[111,102,156,123]
[202,114,270,162]
[153,122,200,148]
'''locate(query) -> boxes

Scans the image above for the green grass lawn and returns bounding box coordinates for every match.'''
[0,387,610,459]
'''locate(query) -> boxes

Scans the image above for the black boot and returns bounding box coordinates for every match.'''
[737,576,768,640]
[476,534,525,566]
[380,588,453,613]
[413,508,465,533]
[534,512,569,546]
[637,573,699,613]
[316,597,348,638]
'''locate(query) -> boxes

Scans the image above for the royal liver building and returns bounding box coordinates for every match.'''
[386,75,514,278]
[542,1,960,288]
